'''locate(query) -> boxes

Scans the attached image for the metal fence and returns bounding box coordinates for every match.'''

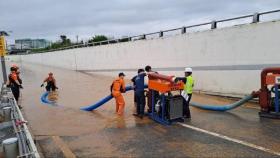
[32,9,280,53]
[1,85,40,158]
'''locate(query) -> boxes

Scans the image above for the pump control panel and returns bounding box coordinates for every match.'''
[275,76,280,85]
[265,74,280,85]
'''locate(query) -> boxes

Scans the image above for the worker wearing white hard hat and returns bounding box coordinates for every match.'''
[185,67,192,72]
[174,67,194,118]
[183,67,194,118]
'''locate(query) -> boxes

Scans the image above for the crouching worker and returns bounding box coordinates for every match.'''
[175,67,194,119]
[41,72,58,92]
[7,67,23,105]
[111,72,126,115]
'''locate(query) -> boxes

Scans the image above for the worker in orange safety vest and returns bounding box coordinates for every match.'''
[6,67,23,108]
[41,72,58,92]
[111,72,126,115]
[11,64,22,85]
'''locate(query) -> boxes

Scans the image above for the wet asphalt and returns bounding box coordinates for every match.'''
[8,62,280,158]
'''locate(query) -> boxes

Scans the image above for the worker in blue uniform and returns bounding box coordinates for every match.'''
[145,65,159,113]
[132,69,147,118]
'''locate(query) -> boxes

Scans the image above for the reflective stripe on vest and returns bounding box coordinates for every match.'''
[184,75,194,94]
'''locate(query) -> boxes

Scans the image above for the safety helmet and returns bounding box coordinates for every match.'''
[10,67,17,72]
[11,64,18,69]
[185,67,192,72]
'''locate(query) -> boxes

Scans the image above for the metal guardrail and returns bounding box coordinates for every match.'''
[32,9,280,53]
[1,85,40,158]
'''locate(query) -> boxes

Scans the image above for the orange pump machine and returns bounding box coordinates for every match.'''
[148,73,185,125]
[254,67,280,118]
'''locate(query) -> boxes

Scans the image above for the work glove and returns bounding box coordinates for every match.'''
[40,84,44,87]
[19,85,23,89]
[131,85,136,90]
[121,88,126,93]
[174,78,179,83]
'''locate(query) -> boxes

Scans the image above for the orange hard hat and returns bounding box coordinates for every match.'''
[11,64,19,69]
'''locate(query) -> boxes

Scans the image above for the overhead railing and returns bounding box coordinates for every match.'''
[31,9,280,53]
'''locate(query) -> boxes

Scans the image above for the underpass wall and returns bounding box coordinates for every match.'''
[7,20,280,96]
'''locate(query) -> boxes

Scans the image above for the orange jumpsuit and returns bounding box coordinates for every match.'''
[111,78,126,115]
[8,72,20,101]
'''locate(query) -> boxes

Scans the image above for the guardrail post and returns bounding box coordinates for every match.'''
[1,56,7,83]
[253,13,260,23]
[159,31,163,37]
[181,27,186,34]
[211,21,217,29]
[143,34,146,39]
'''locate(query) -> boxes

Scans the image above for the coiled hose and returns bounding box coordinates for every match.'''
[40,92,55,104]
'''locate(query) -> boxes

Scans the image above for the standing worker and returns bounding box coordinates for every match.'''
[175,67,194,118]
[11,64,22,85]
[111,72,126,115]
[41,72,58,91]
[131,69,146,118]
[131,72,138,115]
[145,65,158,113]
[6,67,23,108]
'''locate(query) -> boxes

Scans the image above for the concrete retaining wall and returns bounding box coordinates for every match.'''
[7,20,280,96]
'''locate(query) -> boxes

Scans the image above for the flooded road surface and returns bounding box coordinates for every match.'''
[12,62,280,157]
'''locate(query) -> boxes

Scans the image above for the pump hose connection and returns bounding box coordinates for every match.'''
[80,85,142,111]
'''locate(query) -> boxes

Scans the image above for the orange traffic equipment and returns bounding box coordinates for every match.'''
[147,73,185,125]
[148,73,184,93]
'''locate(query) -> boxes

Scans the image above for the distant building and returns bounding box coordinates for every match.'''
[7,44,16,50]
[15,39,51,49]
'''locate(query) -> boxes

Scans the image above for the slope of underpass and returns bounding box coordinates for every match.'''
[12,62,280,157]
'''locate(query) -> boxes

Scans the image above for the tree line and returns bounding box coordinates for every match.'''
[31,35,109,53]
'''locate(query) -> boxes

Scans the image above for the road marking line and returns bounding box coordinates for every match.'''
[177,123,280,156]
[52,136,76,158]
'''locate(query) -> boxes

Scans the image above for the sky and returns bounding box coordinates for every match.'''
[0,0,280,44]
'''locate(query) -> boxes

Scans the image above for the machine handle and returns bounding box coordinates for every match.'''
[148,73,175,83]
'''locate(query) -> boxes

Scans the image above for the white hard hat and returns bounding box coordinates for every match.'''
[185,67,192,72]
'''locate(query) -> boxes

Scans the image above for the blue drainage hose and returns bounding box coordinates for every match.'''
[190,94,254,111]
[80,84,252,112]
[40,92,55,104]
[80,94,114,111]
[80,85,134,111]
[80,85,148,111]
